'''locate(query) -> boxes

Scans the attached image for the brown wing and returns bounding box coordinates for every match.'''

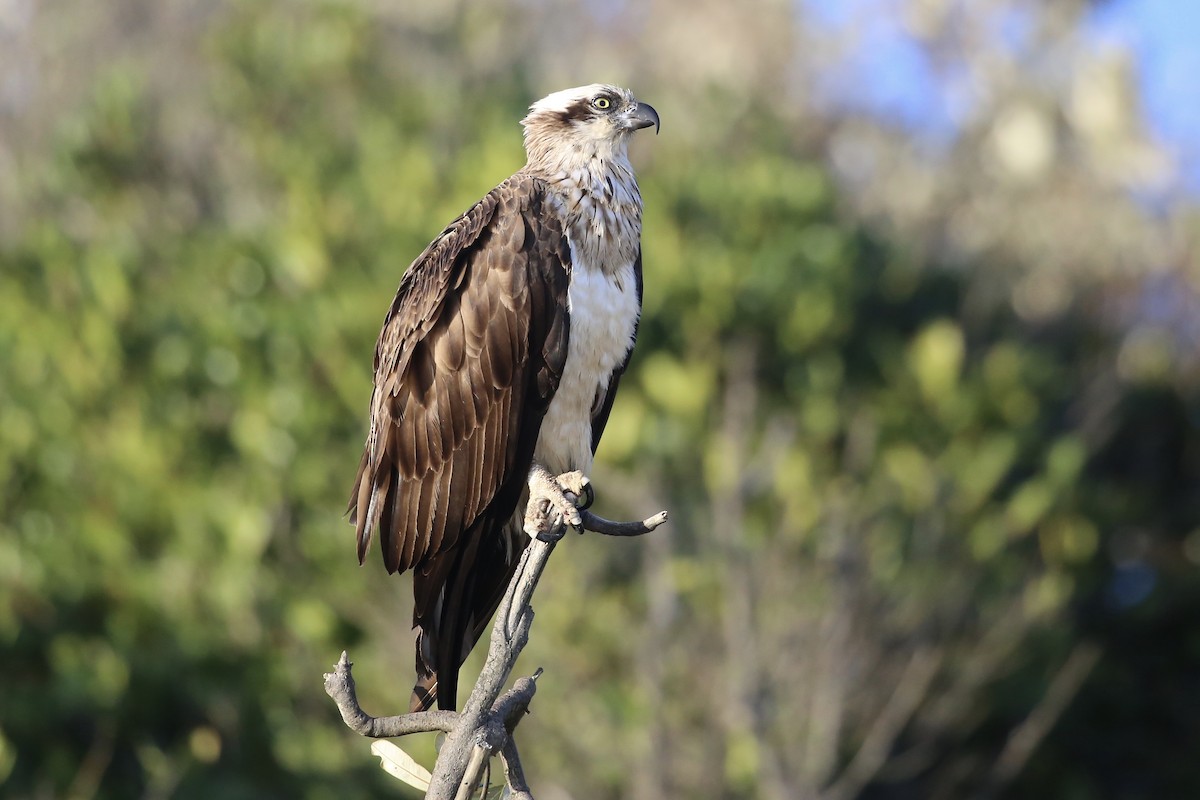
[348,174,570,709]
[350,173,570,570]
[590,248,643,451]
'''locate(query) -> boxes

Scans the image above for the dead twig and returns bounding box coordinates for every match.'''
[580,509,669,537]
[325,498,667,799]
[323,651,459,736]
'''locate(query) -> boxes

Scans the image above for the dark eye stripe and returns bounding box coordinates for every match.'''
[556,99,594,124]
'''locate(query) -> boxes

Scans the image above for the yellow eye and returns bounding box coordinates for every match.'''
[593,96,612,110]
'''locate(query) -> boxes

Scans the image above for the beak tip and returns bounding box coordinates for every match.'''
[630,101,660,135]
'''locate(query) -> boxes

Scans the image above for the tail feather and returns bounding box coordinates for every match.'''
[410,644,438,712]
[411,517,527,710]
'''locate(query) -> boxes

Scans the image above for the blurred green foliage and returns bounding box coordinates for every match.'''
[3,2,1199,799]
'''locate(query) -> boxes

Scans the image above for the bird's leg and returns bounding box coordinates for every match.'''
[524,465,591,542]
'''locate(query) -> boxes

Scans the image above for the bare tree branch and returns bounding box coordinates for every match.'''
[323,651,459,736]
[453,746,491,800]
[325,495,668,799]
[580,509,669,537]
[500,737,535,800]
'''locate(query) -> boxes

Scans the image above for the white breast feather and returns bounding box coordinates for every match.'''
[535,256,640,475]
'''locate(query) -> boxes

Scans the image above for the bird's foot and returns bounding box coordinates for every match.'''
[525,467,593,542]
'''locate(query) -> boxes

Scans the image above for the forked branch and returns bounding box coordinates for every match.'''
[324,498,668,799]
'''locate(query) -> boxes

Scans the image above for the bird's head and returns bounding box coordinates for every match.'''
[521,84,659,173]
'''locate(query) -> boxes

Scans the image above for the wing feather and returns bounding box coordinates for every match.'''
[349,174,572,707]
[430,458,453,552]
[487,312,515,388]
[380,467,400,568]
[463,410,484,521]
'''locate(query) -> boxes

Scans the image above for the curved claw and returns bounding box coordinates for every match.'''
[577,479,595,511]
[535,524,567,543]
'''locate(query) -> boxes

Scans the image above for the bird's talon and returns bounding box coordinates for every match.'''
[578,480,595,511]
[535,525,567,543]
[525,468,593,539]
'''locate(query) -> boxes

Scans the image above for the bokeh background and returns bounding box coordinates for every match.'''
[3,1,1199,798]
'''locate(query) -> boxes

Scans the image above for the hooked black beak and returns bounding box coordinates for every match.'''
[625,101,660,134]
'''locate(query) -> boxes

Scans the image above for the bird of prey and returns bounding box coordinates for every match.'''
[349,85,659,711]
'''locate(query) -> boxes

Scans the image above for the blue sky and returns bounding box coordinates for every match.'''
[802,0,1200,192]
[1090,0,1200,190]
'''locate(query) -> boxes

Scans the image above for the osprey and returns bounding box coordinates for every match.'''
[349,85,659,711]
